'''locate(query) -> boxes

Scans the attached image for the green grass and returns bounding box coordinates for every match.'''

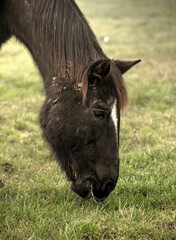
[0,0,176,239]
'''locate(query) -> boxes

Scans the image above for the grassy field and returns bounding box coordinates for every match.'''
[0,0,176,239]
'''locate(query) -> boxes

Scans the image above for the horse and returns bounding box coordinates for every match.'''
[0,0,140,201]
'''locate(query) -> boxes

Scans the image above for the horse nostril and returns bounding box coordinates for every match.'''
[101,179,114,193]
[92,179,114,201]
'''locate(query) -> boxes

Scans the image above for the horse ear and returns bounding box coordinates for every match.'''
[115,59,141,74]
[88,59,111,80]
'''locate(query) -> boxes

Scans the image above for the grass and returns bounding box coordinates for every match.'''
[0,0,176,239]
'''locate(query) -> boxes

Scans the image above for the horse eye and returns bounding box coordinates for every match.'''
[93,109,110,120]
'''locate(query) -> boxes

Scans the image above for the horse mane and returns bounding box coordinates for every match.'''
[31,0,106,73]
[31,0,128,109]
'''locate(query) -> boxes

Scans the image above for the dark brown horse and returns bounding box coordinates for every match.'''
[0,0,140,201]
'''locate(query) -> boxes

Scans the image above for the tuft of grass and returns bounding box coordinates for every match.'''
[0,0,176,239]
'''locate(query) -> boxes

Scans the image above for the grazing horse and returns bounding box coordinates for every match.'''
[0,0,140,201]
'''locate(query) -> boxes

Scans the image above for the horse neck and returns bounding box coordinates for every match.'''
[5,1,54,84]
[6,0,106,92]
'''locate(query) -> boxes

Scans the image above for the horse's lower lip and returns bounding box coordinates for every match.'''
[71,181,91,199]
[75,190,91,199]
[93,196,106,202]
[85,192,91,199]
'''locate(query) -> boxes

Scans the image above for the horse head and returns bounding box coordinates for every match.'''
[40,58,140,201]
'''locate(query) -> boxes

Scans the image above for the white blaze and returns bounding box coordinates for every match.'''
[111,100,118,143]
